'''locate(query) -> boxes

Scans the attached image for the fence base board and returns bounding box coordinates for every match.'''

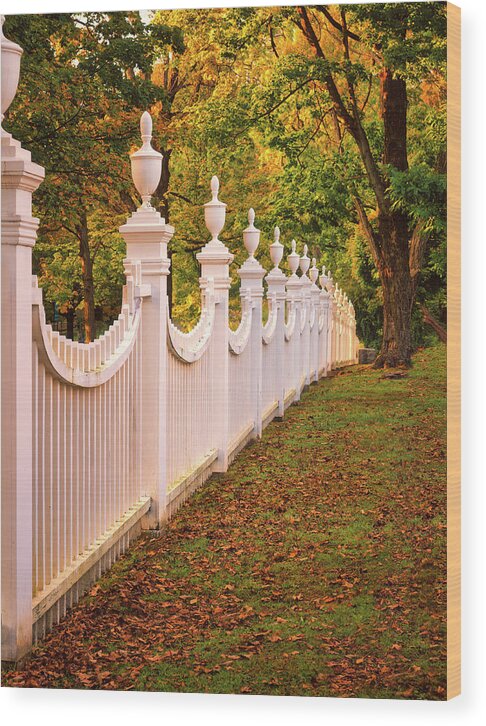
[283,388,296,411]
[262,401,279,430]
[31,496,151,646]
[227,421,255,467]
[166,449,219,519]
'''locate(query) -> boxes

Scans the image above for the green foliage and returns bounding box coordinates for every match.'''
[5,4,447,347]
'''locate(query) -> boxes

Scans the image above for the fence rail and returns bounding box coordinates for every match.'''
[1,20,358,662]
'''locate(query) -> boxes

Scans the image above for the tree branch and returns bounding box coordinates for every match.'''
[312,5,361,42]
[297,5,390,215]
[269,25,280,58]
[409,218,431,287]
[353,195,382,266]
[420,304,447,343]
[168,191,197,206]
[296,7,357,133]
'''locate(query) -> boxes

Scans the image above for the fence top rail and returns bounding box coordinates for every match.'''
[228,290,253,355]
[32,276,142,387]
[262,295,279,345]
[167,278,217,363]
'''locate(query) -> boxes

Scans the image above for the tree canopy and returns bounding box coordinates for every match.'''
[4,5,447,354]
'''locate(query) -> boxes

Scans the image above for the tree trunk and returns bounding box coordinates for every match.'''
[295,7,420,367]
[373,69,413,367]
[76,210,96,343]
[65,307,75,340]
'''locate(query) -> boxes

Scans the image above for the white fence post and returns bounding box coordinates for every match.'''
[266,227,287,417]
[299,245,312,386]
[238,209,265,438]
[286,241,304,401]
[119,112,174,528]
[309,258,321,382]
[319,266,331,376]
[1,18,45,661]
[327,274,336,370]
[197,177,234,472]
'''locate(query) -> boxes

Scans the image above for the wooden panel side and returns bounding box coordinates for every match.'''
[446,0,461,701]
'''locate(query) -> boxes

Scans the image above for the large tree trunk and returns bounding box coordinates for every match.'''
[375,217,414,368]
[76,210,96,343]
[373,70,413,367]
[296,7,422,367]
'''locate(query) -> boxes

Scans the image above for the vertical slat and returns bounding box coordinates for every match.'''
[86,371,92,548]
[122,358,127,513]
[115,369,120,519]
[137,333,143,497]
[97,380,102,539]
[66,380,73,567]
[78,369,84,557]
[128,349,134,505]
[111,370,117,521]
[102,370,108,533]
[38,364,46,592]
[59,383,66,575]
[52,378,60,582]
[45,372,53,586]
[32,344,38,595]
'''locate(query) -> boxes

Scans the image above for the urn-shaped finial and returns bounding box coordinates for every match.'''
[269,225,284,270]
[204,175,226,245]
[288,239,300,277]
[300,244,310,276]
[309,257,319,285]
[243,207,260,260]
[130,111,162,208]
[1,15,23,127]
[319,264,329,290]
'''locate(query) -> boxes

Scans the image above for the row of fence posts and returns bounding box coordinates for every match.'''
[1,17,357,661]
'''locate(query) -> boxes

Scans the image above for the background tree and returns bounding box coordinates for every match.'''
[5,12,182,340]
[190,3,446,365]
[5,6,446,356]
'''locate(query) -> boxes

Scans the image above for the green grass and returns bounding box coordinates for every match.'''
[3,344,447,699]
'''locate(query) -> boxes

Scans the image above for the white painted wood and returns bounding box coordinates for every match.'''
[196,177,233,473]
[32,497,150,623]
[1,17,45,660]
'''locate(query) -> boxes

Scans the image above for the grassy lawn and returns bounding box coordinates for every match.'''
[3,344,447,699]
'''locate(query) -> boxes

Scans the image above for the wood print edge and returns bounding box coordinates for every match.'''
[446,0,461,701]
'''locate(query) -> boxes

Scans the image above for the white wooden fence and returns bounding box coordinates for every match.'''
[1,21,358,661]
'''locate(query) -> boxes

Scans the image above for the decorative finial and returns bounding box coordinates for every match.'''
[319,265,329,290]
[140,111,152,145]
[243,207,260,260]
[288,239,300,276]
[1,14,24,127]
[310,257,319,285]
[130,111,162,208]
[300,244,310,276]
[210,175,220,199]
[269,225,284,270]
[204,175,227,246]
